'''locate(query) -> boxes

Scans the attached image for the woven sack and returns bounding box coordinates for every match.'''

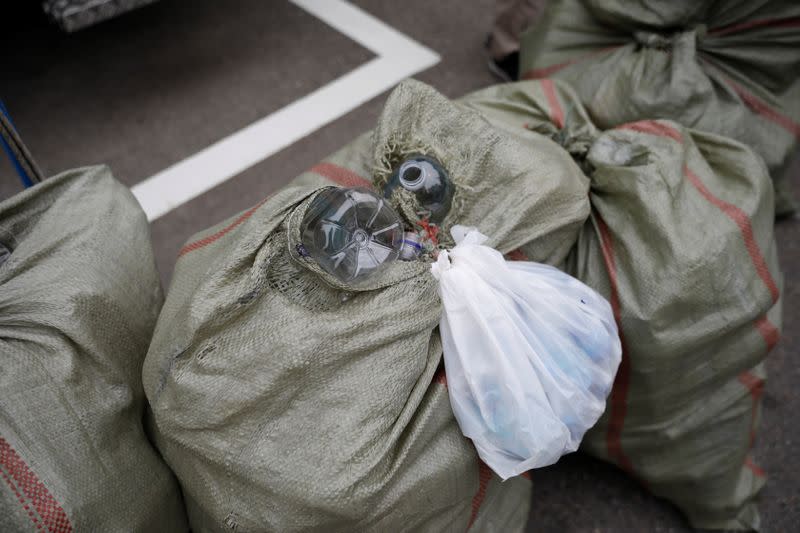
[519,0,800,215]
[1,166,187,532]
[462,79,781,530]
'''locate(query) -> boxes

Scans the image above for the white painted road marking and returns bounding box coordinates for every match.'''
[132,0,440,221]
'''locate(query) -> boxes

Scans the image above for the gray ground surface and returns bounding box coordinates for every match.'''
[1,1,797,531]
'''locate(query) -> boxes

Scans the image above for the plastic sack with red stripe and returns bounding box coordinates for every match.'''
[461,78,782,530]
[141,79,597,532]
[431,225,621,479]
[518,0,800,216]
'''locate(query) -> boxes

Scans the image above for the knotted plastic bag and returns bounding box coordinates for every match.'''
[431,226,622,479]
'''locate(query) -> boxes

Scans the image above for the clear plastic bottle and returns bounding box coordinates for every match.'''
[384,155,453,223]
[300,187,404,285]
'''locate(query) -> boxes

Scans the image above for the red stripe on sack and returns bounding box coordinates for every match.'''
[708,16,800,37]
[506,248,528,261]
[521,46,623,79]
[739,371,764,445]
[615,119,781,308]
[0,467,44,531]
[722,77,800,138]
[739,370,765,449]
[739,371,765,399]
[595,213,636,476]
[178,197,270,258]
[755,315,780,352]
[465,461,493,531]
[310,162,373,188]
[744,456,766,478]
[522,60,574,80]
[0,437,73,533]
[683,166,780,305]
[540,79,565,129]
[617,120,684,143]
[520,471,531,480]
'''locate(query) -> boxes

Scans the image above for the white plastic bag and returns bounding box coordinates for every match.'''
[431,226,622,479]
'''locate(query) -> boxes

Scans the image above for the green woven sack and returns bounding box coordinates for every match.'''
[1,166,187,532]
[461,79,781,530]
[141,79,607,532]
[519,0,800,216]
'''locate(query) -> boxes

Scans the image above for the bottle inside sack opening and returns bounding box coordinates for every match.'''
[298,152,621,480]
[300,187,404,284]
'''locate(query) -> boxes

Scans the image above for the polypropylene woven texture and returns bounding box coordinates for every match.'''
[463,80,781,530]
[0,166,187,532]
[519,0,800,216]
